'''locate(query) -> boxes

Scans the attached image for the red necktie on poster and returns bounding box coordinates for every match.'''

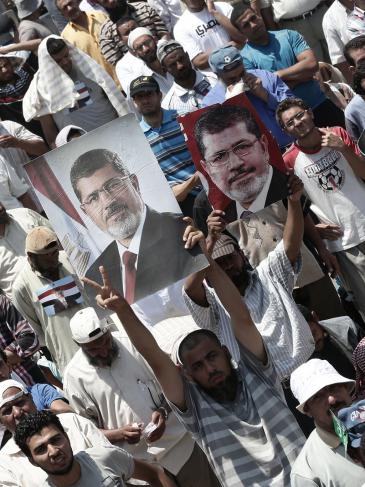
[122,251,137,304]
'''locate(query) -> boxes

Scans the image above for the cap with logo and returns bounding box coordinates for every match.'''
[0,380,28,409]
[208,45,243,75]
[337,399,365,448]
[290,359,355,413]
[25,226,58,255]
[130,75,160,98]
[70,307,109,344]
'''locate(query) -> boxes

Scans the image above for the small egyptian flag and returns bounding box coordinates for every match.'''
[35,276,84,317]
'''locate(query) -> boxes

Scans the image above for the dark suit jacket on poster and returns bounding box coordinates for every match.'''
[85,206,206,304]
[194,167,289,235]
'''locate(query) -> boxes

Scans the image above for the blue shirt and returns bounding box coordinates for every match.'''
[241,30,326,109]
[344,94,365,141]
[202,69,294,148]
[28,383,65,411]
[140,109,199,195]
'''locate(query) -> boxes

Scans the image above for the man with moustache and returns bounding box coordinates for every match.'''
[290,359,364,486]
[70,148,205,304]
[194,103,288,216]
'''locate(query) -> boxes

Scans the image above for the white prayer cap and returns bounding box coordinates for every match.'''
[0,380,28,409]
[128,27,153,50]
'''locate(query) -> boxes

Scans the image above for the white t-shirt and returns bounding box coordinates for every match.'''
[42,446,134,487]
[284,127,365,252]
[322,0,351,65]
[173,3,233,61]
[259,0,321,21]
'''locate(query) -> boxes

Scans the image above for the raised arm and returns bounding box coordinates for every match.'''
[283,173,304,265]
[82,268,186,410]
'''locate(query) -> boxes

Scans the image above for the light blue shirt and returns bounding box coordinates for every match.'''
[345,94,365,140]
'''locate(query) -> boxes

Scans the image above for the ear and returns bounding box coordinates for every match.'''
[259,133,269,161]
[130,173,140,192]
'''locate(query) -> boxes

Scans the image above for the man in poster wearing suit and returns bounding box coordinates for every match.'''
[70,148,205,303]
[194,104,288,219]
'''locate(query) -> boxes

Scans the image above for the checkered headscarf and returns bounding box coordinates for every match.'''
[353,337,365,397]
[23,35,131,121]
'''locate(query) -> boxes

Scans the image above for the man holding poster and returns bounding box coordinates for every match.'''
[194,103,289,218]
[70,148,205,304]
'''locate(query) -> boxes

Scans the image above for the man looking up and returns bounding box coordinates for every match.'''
[132,75,200,216]
[173,0,244,71]
[14,411,178,487]
[63,307,219,487]
[158,40,217,114]
[344,34,365,70]
[56,0,118,82]
[82,225,305,487]
[290,359,364,486]
[116,27,173,96]
[203,44,294,149]
[0,380,112,487]
[231,3,346,128]
[276,96,365,321]
[12,226,89,375]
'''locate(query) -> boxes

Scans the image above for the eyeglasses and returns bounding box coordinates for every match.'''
[205,139,258,166]
[283,110,308,129]
[80,176,130,211]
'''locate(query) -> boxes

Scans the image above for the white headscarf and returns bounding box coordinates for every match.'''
[23,35,131,121]
[55,125,86,147]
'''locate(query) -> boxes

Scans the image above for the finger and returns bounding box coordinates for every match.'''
[209,209,225,218]
[182,224,195,242]
[318,127,329,135]
[99,265,111,288]
[183,216,193,225]
[81,276,102,290]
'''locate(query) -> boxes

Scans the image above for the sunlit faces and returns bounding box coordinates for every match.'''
[181,0,205,12]
[304,383,353,432]
[79,331,118,367]
[27,425,74,476]
[279,107,315,139]
[132,89,162,116]
[200,121,270,206]
[162,49,192,82]
[50,46,73,75]
[0,58,15,83]
[132,35,157,64]
[77,163,144,242]
[234,9,267,42]
[220,63,245,87]
[0,388,36,432]
[56,0,82,22]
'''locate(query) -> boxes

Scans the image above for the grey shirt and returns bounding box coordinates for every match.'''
[344,94,365,140]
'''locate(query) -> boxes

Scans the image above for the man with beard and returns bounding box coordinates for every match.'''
[63,307,219,487]
[290,359,364,486]
[70,148,205,304]
[0,380,112,487]
[116,27,173,97]
[81,221,306,487]
[14,410,178,487]
[12,227,89,375]
[194,104,288,216]
[158,40,217,115]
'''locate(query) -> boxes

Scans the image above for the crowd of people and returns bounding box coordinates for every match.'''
[0,0,365,485]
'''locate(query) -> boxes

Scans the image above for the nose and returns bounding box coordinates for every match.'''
[48,444,59,458]
[13,406,24,421]
[327,395,337,406]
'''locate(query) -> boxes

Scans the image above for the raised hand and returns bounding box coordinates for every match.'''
[319,128,345,151]
[287,172,303,202]
[82,266,126,312]
[182,216,207,252]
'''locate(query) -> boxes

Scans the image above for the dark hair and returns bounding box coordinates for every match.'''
[296,304,312,322]
[275,97,309,127]
[353,61,365,95]
[230,1,253,28]
[0,348,7,363]
[344,35,365,66]
[14,411,66,458]
[116,15,136,27]
[70,149,130,201]
[178,329,222,366]
[46,37,67,57]
[194,104,261,157]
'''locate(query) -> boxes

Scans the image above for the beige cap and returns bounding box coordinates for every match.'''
[25,226,58,255]
[70,307,109,344]
[211,234,237,260]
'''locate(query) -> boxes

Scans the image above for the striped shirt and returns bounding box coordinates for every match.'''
[0,293,40,386]
[99,2,168,65]
[169,342,305,486]
[140,109,198,195]
[184,240,315,380]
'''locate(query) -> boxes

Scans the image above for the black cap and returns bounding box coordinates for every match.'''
[130,76,160,98]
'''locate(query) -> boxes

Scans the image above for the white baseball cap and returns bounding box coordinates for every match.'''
[70,307,109,344]
[0,380,28,408]
[290,359,354,413]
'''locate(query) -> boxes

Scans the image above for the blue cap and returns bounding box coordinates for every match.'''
[208,45,243,75]
[337,399,365,448]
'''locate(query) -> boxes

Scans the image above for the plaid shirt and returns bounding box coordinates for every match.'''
[0,294,40,385]
[99,2,168,65]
